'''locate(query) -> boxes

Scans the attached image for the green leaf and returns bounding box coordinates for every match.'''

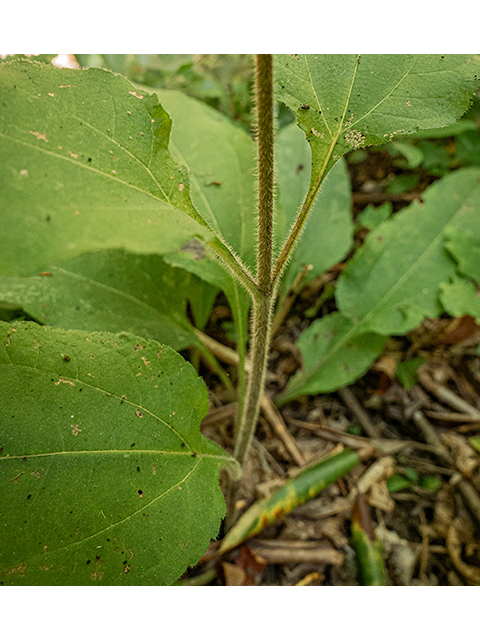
[220,448,362,554]
[164,244,250,350]
[0,250,207,350]
[416,140,452,176]
[274,55,480,187]
[357,203,392,230]
[386,173,419,194]
[152,88,257,269]
[440,277,480,321]
[0,61,211,277]
[469,436,480,453]
[0,322,235,585]
[387,473,412,493]
[455,129,480,166]
[444,227,480,282]
[389,140,424,169]
[336,168,480,336]
[277,312,387,405]
[408,118,478,139]
[396,357,425,391]
[275,123,354,295]
[149,89,255,352]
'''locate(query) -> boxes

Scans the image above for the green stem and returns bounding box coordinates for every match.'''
[233,54,275,469]
[272,181,320,287]
[208,236,259,300]
[233,293,274,466]
[255,54,275,296]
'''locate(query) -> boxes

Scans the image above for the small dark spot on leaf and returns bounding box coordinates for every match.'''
[138,489,144,498]
[86,559,91,565]
[45,215,51,222]
[376,236,383,242]
[181,442,186,448]
[62,354,71,362]
[88,157,92,162]
[191,452,198,458]
[131,443,136,447]
[295,164,305,175]
[299,104,310,110]
[136,466,140,472]
[27,494,32,500]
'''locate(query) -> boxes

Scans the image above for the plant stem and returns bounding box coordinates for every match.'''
[208,236,259,299]
[234,293,275,466]
[271,182,319,286]
[233,54,275,469]
[255,54,275,297]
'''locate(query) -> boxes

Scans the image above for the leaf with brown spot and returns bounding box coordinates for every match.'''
[0,321,237,585]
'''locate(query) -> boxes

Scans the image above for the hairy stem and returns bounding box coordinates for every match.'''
[234,293,275,465]
[255,54,275,296]
[271,181,320,286]
[208,236,259,299]
[233,54,276,470]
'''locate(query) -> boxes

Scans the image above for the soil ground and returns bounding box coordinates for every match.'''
[180,147,480,586]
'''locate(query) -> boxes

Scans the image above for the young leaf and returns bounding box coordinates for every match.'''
[220,448,364,554]
[0,322,235,585]
[0,61,211,277]
[274,55,480,188]
[0,250,211,351]
[277,312,387,405]
[275,123,353,296]
[336,168,480,335]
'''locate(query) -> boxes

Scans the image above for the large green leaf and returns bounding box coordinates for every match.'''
[277,312,387,405]
[0,61,211,277]
[151,89,255,350]
[153,88,257,269]
[275,122,353,296]
[274,55,480,188]
[0,250,213,350]
[0,322,234,585]
[336,168,480,335]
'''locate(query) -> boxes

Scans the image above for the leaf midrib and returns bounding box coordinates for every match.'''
[0,449,231,462]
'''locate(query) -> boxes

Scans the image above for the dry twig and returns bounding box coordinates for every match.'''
[338,387,382,437]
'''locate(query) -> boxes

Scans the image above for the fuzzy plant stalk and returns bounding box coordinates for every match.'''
[232,54,276,471]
